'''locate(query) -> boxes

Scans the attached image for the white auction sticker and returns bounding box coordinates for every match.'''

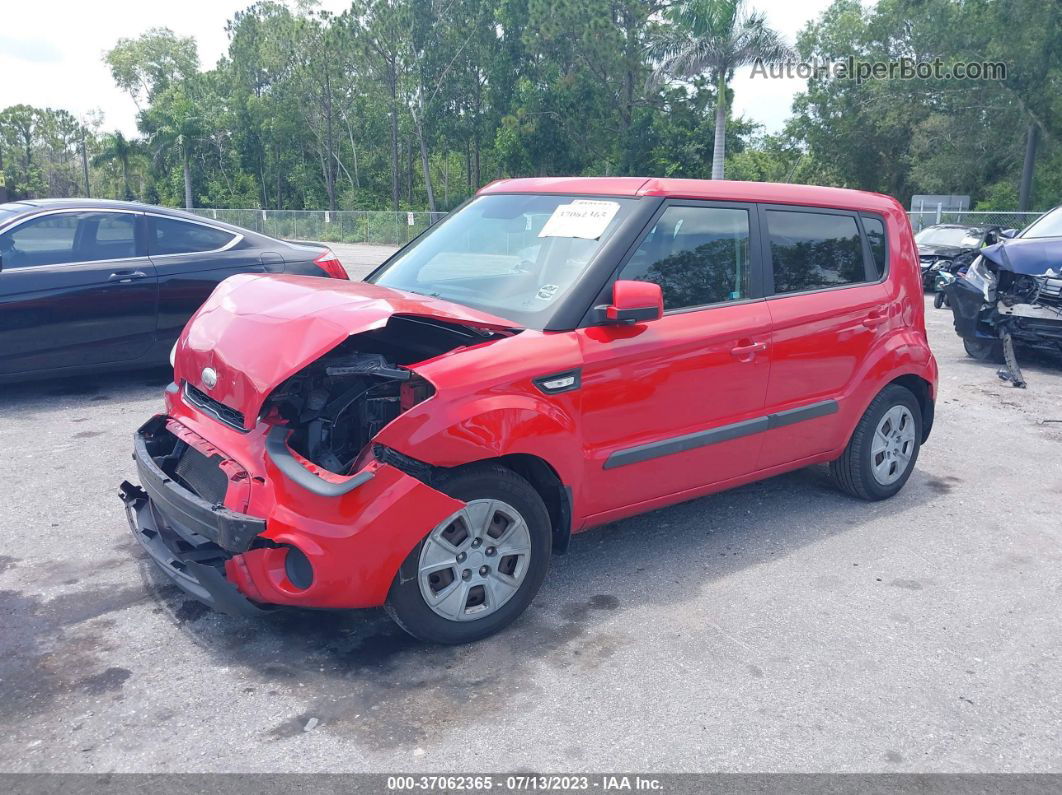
[538,200,620,240]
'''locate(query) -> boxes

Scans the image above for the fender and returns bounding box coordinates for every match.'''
[373,390,584,494]
[834,325,938,450]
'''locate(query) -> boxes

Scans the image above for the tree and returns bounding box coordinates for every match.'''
[143,81,204,209]
[647,0,790,179]
[105,27,199,109]
[92,131,139,200]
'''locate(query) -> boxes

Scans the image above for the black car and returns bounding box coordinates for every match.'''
[914,224,1008,291]
[0,199,348,382]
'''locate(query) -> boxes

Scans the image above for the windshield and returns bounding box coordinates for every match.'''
[1020,206,1062,239]
[368,194,638,328]
[915,226,981,248]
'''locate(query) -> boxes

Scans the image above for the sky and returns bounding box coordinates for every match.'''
[0,0,835,137]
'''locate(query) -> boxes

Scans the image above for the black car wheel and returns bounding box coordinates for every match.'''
[829,385,922,501]
[385,463,551,644]
[963,337,1004,363]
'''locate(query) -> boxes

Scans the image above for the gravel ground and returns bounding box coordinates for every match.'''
[1,253,1060,773]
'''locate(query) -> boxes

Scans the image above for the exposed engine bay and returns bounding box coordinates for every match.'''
[262,314,511,473]
[946,239,1062,389]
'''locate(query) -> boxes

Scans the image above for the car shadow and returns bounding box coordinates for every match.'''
[0,367,173,415]
[132,461,938,750]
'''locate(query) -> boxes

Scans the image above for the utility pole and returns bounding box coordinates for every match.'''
[1018,123,1039,212]
[0,137,7,203]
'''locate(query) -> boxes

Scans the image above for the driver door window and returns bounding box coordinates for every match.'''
[0,212,139,268]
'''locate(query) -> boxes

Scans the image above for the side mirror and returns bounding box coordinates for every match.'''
[1000,228,1018,239]
[601,280,663,325]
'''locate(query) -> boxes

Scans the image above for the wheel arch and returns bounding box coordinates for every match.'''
[887,373,935,443]
[373,445,574,555]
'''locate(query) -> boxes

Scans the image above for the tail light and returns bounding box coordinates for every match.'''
[314,248,349,280]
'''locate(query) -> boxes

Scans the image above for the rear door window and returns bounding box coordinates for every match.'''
[766,210,868,294]
[618,205,752,310]
[150,217,236,256]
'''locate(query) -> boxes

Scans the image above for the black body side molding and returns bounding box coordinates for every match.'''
[604,399,839,470]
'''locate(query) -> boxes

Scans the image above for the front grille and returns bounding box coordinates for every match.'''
[174,443,229,505]
[1038,276,1062,308]
[184,383,246,431]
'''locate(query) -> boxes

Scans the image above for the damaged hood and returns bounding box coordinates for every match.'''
[174,273,518,428]
[918,244,968,259]
[980,238,1062,275]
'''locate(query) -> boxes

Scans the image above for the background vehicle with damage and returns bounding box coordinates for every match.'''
[945,205,1062,387]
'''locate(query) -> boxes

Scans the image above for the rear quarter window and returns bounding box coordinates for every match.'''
[151,217,236,256]
[862,215,887,280]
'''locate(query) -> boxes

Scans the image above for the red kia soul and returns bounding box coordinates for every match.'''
[120,177,938,644]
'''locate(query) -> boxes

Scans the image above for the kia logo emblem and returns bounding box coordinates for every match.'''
[201,367,218,390]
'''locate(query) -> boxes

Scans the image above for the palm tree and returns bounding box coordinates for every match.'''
[146,84,201,209]
[92,131,138,200]
[648,0,791,179]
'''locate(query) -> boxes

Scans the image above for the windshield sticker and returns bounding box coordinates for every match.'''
[535,284,559,301]
[538,200,620,240]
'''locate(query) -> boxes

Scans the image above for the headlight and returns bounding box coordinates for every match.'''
[169,342,177,367]
[931,259,950,271]
[963,255,997,302]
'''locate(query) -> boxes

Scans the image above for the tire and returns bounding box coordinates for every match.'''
[385,463,551,644]
[829,385,922,501]
[933,291,946,309]
[963,337,1004,363]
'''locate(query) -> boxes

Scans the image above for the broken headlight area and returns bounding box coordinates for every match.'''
[262,315,508,475]
[948,257,1062,388]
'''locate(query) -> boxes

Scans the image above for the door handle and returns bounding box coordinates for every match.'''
[730,341,768,359]
[108,270,148,283]
[862,311,888,329]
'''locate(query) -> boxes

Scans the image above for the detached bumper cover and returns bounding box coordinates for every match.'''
[119,417,268,617]
[131,416,263,553]
[120,482,266,617]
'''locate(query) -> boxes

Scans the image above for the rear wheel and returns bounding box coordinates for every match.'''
[963,337,1004,363]
[829,385,922,501]
[385,464,551,644]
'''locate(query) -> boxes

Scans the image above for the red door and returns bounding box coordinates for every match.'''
[755,207,890,469]
[574,202,771,521]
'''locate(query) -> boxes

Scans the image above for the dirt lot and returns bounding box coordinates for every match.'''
[1,249,1060,773]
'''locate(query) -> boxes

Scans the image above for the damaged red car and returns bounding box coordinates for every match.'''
[120,177,938,644]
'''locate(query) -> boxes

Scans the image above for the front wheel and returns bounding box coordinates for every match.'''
[933,291,947,309]
[829,385,922,501]
[385,464,551,644]
[963,337,1004,363]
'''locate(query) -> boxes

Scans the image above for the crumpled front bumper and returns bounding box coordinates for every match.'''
[119,415,269,617]
[119,412,466,615]
[120,480,268,617]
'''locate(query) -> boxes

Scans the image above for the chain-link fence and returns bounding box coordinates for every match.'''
[189,209,448,245]
[906,210,1043,232]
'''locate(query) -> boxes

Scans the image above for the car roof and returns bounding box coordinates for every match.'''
[0,198,293,244]
[478,176,903,214]
[1,198,207,220]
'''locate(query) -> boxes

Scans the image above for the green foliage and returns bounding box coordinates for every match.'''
[5,0,1059,211]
